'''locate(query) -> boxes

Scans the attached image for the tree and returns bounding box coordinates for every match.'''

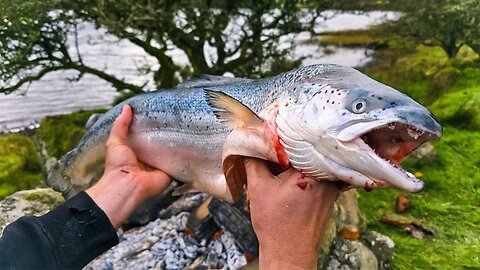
[0,0,144,94]
[389,0,480,58]
[0,0,330,94]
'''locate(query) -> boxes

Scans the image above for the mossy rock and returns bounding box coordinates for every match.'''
[35,109,107,159]
[0,188,64,233]
[0,134,43,199]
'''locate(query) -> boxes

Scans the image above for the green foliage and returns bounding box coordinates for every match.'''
[35,110,105,159]
[358,126,480,269]
[360,36,480,268]
[314,28,387,48]
[0,134,43,199]
[387,0,480,58]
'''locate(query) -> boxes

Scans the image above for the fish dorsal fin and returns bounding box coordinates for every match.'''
[85,113,102,130]
[204,89,263,129]
[178,75,249,89]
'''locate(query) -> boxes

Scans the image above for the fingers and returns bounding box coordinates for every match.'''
[107,104,133,148]
[143,170,172,197]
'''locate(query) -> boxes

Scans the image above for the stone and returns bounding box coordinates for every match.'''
[361,231,395,270]
[0,188,64,235]
[324,236,378,270]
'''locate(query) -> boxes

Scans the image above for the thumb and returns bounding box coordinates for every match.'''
[244,158,274,190]
[107,104,133,148]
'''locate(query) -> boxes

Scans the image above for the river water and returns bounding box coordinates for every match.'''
[0,11,398,133]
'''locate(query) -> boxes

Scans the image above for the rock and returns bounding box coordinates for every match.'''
[361,231,395,270]
[0,188,395,270]
[324,236,379,270]
[0,188,64,235]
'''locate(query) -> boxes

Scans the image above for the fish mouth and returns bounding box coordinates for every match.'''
[357,122,439,191]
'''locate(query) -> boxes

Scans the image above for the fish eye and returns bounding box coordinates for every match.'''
[352,99,366,113]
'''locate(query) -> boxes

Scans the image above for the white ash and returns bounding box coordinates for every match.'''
[86,210,247,270]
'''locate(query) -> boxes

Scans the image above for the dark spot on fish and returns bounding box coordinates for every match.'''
[331,90,334,94]
[378,97,383,100]
[120,169,130,174]
[371,94,376,97]
[327,100,329,102]
[187,124,190,128]
[206,126,209,129]
[335,146,338,150]
[342,112,346,116]
[338,93,341,95]
[323,106,325,110]
[390,101,396,106]
[324,90,328,93]
[331,101,335,104]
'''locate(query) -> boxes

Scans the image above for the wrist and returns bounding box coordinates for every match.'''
[86,170,145,228]
[259,242,318,270]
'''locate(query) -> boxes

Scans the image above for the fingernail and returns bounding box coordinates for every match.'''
[122,104,129,113]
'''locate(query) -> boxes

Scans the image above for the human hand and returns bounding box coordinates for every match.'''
[244,158,340,270]
[86,104,171,228]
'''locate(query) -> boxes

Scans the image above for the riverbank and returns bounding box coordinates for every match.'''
[348,30,480,268]
[1,21,479,269]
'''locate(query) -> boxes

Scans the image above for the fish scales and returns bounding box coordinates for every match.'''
[48,64,441,202]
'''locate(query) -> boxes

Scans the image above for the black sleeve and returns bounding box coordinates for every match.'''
[0,191,119,269]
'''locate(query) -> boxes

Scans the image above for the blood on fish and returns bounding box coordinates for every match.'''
[263,121,290,169]
[363,182,373,192]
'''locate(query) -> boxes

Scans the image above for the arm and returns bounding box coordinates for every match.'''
[0,105,171,269]
[244,158,340,270]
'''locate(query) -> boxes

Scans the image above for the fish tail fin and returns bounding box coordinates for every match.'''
[204,89,263,129]
[47,149,79,199]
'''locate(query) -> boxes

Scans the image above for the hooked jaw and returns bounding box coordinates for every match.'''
[340,111,442,192]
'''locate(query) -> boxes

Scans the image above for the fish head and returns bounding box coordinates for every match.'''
[275,65,442,192]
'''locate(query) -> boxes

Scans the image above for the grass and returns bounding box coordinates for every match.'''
[357,37,480,269]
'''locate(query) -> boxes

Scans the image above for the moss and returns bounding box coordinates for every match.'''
[0,134,43,199]
[35,109,107,159]
[318,33,377,47]
[22,189,64,208]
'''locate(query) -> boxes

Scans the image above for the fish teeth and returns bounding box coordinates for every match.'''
[406,171,415,178]
[407,128,422,140]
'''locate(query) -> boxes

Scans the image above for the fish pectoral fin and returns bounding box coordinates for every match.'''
[204,89,263,129]
[223,155,247,202]
[172,184,199,196]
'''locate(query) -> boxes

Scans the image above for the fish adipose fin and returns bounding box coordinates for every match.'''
[204,89,263,129]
